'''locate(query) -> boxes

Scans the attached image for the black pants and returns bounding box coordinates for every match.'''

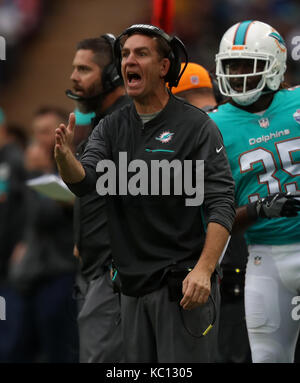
[121,274,220,363]
[76,270,123,363]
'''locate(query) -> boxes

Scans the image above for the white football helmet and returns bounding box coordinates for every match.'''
[216,20,287,105]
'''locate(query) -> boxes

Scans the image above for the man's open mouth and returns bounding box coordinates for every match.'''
[127,72,142,84]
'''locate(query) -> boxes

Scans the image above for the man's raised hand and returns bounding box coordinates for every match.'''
[54,112,75,160]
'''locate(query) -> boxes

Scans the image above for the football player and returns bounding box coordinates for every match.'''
[210,20,300,363]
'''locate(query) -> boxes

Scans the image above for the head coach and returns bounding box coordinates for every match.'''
[54,24,235,363]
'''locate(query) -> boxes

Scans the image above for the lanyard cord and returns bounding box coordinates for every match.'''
[178,294,217,338]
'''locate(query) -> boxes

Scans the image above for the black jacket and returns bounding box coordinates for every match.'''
[74,95,131,281]
[0,143,27,281]
[9,172,78,294]
[68,94,236,296]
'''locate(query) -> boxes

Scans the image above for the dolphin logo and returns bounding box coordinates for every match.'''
[269,32,286,52]
[155,131,174,144]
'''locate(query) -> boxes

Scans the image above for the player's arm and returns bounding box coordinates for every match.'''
[232,192,300,233]
[232,205,256,232]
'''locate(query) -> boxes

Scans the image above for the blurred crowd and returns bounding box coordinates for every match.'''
[0,1,299,87]
[174,0,300,84]
[0,0,48,84]
[0,105,79,362]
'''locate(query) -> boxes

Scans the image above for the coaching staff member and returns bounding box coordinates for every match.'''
[67,34,130,363]
[55,24,235,363]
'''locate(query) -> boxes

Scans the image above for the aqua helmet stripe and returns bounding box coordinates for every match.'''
[233,20,253,45]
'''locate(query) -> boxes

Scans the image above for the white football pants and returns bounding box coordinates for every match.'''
[245,243,300,363]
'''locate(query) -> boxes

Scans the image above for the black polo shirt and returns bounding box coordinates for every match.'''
[69,94,236,295]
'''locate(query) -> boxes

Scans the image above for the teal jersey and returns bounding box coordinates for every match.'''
[209,86,300,245]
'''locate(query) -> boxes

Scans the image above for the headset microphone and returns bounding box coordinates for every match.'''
[65,89,85,101]
[65,89,103,102]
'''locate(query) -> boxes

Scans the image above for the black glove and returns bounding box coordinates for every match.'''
[247,192,300,219]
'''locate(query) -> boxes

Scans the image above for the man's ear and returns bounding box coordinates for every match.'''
[160,58,171,78]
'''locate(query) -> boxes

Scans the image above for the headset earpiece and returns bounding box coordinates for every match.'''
[166,36,185,87]
[114,24,188,88]
[100,33,123,93]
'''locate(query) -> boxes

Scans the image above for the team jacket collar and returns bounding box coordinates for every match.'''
[131,93,179,128]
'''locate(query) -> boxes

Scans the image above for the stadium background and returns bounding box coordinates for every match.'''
[0,0,299,130]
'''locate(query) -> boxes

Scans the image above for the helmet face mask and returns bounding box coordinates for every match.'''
[216,20,287,106]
